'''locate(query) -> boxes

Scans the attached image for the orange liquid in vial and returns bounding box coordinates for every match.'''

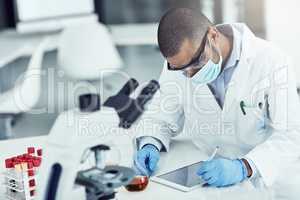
[125,176,149,192]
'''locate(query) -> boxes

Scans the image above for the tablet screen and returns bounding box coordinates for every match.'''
[157,162,205,188]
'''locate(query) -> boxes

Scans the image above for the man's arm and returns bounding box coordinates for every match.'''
[245,58,300,186]
[135,62,185,152]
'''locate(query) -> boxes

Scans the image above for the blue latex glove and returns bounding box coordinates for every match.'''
[197,158,248,187]
[134,144,160,176]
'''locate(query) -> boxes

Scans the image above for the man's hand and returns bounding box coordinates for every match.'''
[197,158,248,187]
[134,144,160,176]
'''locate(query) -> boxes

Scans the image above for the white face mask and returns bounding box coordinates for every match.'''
[190,54,223,84]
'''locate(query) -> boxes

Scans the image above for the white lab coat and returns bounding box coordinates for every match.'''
[135,23,300,199]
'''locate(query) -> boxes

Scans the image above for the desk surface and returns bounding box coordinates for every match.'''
[0,135,268,200]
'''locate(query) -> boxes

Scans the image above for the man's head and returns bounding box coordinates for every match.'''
[158,8,222,77]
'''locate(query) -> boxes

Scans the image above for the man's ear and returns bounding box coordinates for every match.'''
[207,26,219,41]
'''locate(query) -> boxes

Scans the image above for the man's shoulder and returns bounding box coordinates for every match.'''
[251,37,289,66]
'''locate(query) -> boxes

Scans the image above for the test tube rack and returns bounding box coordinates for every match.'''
[3,147,42,200]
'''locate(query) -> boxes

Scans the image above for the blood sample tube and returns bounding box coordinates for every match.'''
[27,162,34,170]
[14,161,22,172]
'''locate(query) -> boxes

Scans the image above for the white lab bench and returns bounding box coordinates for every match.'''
[0,134,269,200]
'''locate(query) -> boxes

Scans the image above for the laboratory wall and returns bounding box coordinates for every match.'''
[97,0,201,24]
[265,0,300,85]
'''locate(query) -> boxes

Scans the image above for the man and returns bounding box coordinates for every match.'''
[134,8,300,199]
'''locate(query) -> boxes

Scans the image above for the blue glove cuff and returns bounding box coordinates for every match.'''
[142,144,159,152]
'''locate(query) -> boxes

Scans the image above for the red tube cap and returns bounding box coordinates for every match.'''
[29,179,36,187]
[5,159,13,168]
[27,147,35,154]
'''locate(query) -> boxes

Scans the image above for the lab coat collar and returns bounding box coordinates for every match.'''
[230,23,257,60]
[217,23,257,60]
[222,23,258,113]
[216,24,242,70]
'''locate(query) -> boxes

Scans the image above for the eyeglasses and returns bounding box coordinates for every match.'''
[167,33,209,71]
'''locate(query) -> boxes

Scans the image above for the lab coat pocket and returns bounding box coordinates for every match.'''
[253,108,267,134]
[235,99,269,147]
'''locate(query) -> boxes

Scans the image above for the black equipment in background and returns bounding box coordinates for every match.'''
[0,1,15,30]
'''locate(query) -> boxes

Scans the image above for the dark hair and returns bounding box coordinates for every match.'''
[157,8,212,58]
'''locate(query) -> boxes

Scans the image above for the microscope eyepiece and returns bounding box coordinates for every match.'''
[119,80,160,128]
[136,80,159,107]
[79,93,100,112]
[103,78,160,129]
[117,78,139,96]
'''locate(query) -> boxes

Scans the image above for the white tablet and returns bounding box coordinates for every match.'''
[151,162,206,192]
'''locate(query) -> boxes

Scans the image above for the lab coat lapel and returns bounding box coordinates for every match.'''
[223,24,257,114]
[189,81,222,113]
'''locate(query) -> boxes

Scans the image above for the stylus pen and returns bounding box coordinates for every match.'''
[207,146,219,161]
